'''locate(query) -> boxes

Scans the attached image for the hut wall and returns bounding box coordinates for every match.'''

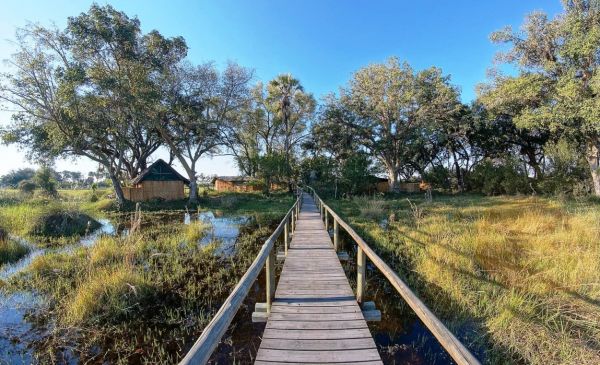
[123,181,185,202]
[375,181,389,193]
[398,182,421,193]
[215,179,263,192]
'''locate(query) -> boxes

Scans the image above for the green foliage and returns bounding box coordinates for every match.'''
[539,139,591,195]
[485,2,600,194]
[339,153,377,195]
[468,158,530,195]
[34,167,58,197]
[258,152,289,193]
[0,168,35,188]
[423,165,452,191]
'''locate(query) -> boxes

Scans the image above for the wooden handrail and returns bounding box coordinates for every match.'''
[179,191,303,365]
[306,186,480,365]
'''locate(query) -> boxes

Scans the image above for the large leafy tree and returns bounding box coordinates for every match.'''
[0,5,185,205]
[487,0,600,195]
[159,62,252,203]
[327,57,462,191]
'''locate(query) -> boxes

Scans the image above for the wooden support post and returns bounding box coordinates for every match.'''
[292,210,296,233]
[284,217,289,256]
[333,219,339,251]
[357,246,366,305]
[325,209,328,230]
[266,247,276,313]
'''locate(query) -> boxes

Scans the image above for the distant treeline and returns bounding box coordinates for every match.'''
[1,1,599,203]
[0,167,110,190]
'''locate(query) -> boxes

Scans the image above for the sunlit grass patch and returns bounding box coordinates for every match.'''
[184,221,211,243]
[65,267,155,325]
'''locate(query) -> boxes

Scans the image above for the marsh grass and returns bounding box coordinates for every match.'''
[328,194,600,364]
[353,196,388,220]
[0,237,30,266]
[0,190,108,247]
[1,189,294,363]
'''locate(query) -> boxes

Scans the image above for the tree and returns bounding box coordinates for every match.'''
[488,1,600,195]
[267,74,316,191]
[326,58,461,191]
[159,62,252,203]
[0,168,35,188]
[222,74,314,194]
[0,5,184,206]
[34,166,57,196]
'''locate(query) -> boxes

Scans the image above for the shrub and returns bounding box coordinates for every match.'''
[34,167,58,197]
[538,139,591,195]
[18,180,36,196]
[423,165,452,191]
[220,195,239,209]
[467,158,529,195]
[31,209,101,237]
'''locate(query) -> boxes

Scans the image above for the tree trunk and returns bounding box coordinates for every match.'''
[387,168,399,192]
[188,178,198,204]
[586,141,600,196]
[452,150,464,192]
[109,172,126,207]
[263,176,271,196]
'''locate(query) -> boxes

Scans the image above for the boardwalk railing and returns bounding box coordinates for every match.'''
[179,190,303,365]
[306,186,481,365]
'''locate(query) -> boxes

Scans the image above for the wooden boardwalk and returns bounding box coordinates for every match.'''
[255,194,382,364]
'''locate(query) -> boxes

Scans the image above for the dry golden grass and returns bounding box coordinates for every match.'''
[330,195,600,364]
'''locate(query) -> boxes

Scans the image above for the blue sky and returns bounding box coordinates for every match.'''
[0,0,563,176]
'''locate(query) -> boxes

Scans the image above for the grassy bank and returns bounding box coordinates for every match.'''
[1,189,294,363]
[0,237,30,267]
[326,193,600,365]
[0,189,111,246]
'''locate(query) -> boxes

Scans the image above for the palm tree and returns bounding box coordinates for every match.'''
[267,74,315,191]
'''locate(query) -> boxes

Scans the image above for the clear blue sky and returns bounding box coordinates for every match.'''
[0,0,563,176]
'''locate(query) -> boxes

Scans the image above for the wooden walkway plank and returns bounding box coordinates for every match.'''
[256,194,382,364]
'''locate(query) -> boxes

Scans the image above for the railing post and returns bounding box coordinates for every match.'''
[266,247,276,313]
[333,219,339,251]
[357,245,366,305]
[325,209,328,230]
[284,216,289,256]
[292,209,296,233]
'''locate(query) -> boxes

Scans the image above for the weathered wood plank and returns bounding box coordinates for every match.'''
[266,320,369,330]
[255,362,382,365]
[259,338,377,351]
[267,312,365,321]
[256,349,382,363]
[262,328,373,340]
